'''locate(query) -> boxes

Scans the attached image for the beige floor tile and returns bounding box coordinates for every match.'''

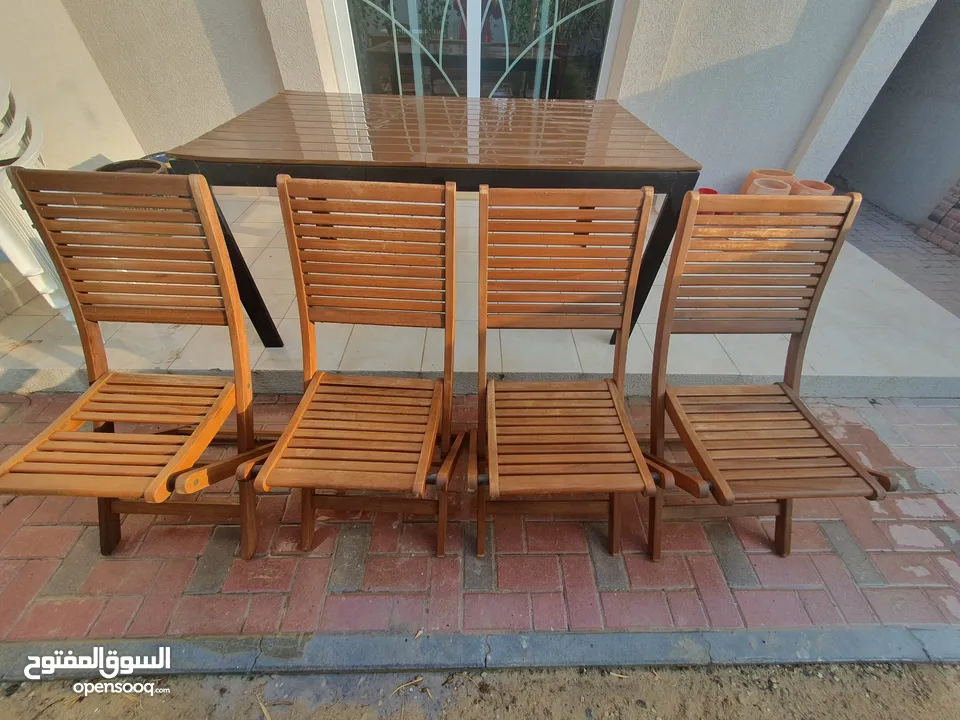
[639,326,737,374]
[213,186,260,199]
[0,262,24,291]
[500,329,581,373]
[572,328,654,374]
[169,322,265,372]
[456,252,478,283]
[0,315,53,358]
[249,249,295,280]
[0,280,39,317]
[456,282,478,322]
[0,315,116,369]
[216,197,257,223]
[254,319,353,372]
[716,334,792,376]
[239,246,266,268]
[339,325,426,372]
[422,322,501,373]
[256,290,297,321]
[104,323,201,369]
[805,325,960,378]
[10,295,59,317]
[237,199,282,224]
[229,222,284,249]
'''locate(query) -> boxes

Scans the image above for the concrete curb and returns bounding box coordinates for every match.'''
[5,367,960,398]
[2,627,958,680]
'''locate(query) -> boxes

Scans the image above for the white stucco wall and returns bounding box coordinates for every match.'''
[62,0,283,153]
[614,0,932,192]
[261,0,340,91]
[832,0,960,225]
[0,0,143,169]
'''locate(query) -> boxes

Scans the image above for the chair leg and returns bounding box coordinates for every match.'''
[608,492,622,556]
[437,488,448,558]
[476,484,487,557]
[97,498,121,555]
[300,488,315,551]
[239,478,257,560]
[775,498,793,557]
[647,493,663,562]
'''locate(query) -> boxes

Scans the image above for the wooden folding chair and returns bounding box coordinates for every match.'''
[243,177,467,556]
[3,168,271,558]
[471,186,662,557]
[647,191,897,560]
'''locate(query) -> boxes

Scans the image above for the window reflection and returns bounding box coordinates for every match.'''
[346,0,614,99]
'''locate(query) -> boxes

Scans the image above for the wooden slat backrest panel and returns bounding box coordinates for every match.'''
[481,187,652,331]
[278,176,456,450]
[649,191,862,456]
[478,185,654,450]
[279,177,452,330]
[666,193,859,336]
[9,168,255,451]
[10,169,229,326]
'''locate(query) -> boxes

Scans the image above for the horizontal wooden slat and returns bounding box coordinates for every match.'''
[29,192,196,210]
[496,473,646,495]
[289,198,443,216]
[39,205,199,223]
[47,219,204,236]
[293,212,443,230]
[78,293,225,309]
[297,238,444,255]
[307,307,443,327]
[488,315,621,329]
[302,273,442,291]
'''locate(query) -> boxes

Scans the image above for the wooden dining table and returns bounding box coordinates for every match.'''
[168,91,701,347]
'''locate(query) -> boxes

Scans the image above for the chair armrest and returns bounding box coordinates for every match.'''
[234,444,276,483]
[642,451,711,499]
[467,429,479,491]
[175,442,276,494]
[436,431,467,490]
[642,451,674,490]
[870,470,898,493]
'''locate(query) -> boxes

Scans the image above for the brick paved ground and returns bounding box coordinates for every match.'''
[847,200,960,319]
[1,393,960,640]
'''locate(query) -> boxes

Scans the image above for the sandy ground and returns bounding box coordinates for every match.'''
[1,664,958,719]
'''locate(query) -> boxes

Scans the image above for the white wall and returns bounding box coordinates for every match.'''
[62,0,283,154]
[832,0,960,224]
[614,0,932,192]
[0,0,143,169]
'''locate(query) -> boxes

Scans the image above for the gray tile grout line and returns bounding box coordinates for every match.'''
[3,626,958,680]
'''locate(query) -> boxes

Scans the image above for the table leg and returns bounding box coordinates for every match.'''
[211,195,284,348]
[609,175,698,344]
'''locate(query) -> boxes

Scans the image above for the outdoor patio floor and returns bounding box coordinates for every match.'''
[1,190,960,397]
[1,393,960,644]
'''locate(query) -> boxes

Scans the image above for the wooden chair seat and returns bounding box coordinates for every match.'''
[0,372,235,502]
[489,379,651,496]
[666,383,881,504]
[257,374,442,497]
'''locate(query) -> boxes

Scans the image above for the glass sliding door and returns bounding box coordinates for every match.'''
[347,0,469,96]
[345,0,617,99]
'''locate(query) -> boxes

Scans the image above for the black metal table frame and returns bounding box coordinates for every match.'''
[169,158,700,348]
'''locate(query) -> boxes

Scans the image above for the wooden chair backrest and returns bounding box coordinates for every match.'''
[9,168,253,449]
[277,176,456,446]
[478,185,654,428]
[652,191,861,413]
